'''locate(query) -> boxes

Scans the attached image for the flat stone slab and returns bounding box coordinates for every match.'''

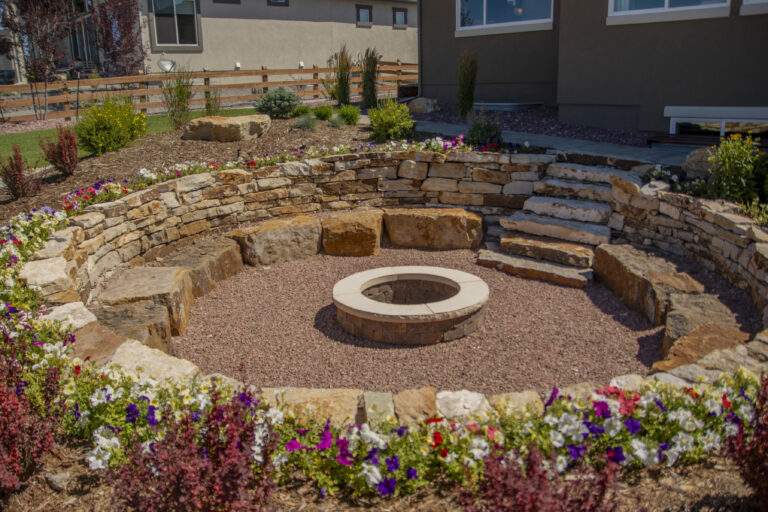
[501,212,610,246]
[654,323,751,372]
[533,178,613,203]
[383,208,483,250]
[19,256,79,304]
[523,196,612,224]
[663,293,743,352]
[488,390,544,416]
[545,162,635,185]
[500,234,594,268]
[260,387,362,427]
[70,322,128,365]
[32,226,84,261]
[110,339,200,382]
[228,215,321,266]
[478,249,592,289]
[41,302,96,331]
[593,244,705,325]
[360,391,396,425]
[393,386,437,426]
[182,114,271,142]
[436,390,491,419]
[321,210,383,257]
[93,300,172,353]
[97,267,194,335]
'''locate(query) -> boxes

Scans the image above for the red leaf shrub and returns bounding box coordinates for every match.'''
[113,392,275,512]
[0,382,55,496]
[461,448,619,512]
[727,374,768,502]
[41,127,79,176]
[0,145,38,199]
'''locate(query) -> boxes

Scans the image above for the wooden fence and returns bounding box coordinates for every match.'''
[0,61,418,123]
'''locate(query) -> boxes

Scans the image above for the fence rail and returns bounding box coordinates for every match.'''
[0,61,418,123]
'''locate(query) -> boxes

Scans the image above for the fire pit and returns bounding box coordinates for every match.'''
[332,266,489,345]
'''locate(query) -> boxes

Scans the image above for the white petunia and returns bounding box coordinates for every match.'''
[360,462,382,487]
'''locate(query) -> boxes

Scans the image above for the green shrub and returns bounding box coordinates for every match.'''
[360,47,381,109]
[292,104,311,117]
[204,88,221,117]
[754,152,768,203]
[467,113,502,147]
[369,100,414,142]
[313,105,334,121]
[256,88,301,119]
[707,134,761,203]
[741,199,768,225]
[293,113,318,131]
[457,51,478,119]
[337,105,360,125]
[161,70,194,130]
[328,45,352,106]
[76,98,147,155]
[329,114,345,129]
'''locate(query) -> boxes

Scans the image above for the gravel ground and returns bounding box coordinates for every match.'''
[172,249,664,394]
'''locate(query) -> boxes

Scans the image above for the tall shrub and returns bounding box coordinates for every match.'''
[0,145,38,199]
[76,98,147,155]
[162,69,195,130]
[41,126,79,176]
[369,100,414,141]
[707,134,761,203]
[457,51,478,119]
[92,0,146,76]
[329,45,352,106]
[361,47,381,109]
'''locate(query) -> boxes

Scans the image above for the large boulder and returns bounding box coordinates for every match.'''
[321,210,383,257]
[653,323,751,372]
[96,267,195,335]
[260,387,362,427]
[407,97,439,114]
[383,208,483,250]
[110,340,200,382]
[182,114,271,142]
[19,256,80,304]
[93,300,172,353]
[682,147,712,181]
[228,215,321,266]
[593,244,704,325]
[393,386,437,425]
[70,322,129,365]
[663,293,744,353]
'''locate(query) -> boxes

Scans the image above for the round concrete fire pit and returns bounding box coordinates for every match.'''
[332,266,489,345]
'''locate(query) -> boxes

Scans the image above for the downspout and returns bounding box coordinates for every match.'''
[417,0,422,96]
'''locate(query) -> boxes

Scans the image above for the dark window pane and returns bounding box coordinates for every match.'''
[357,6,372,23]
[394,8,407,25]
[154,0,177,44]
[460,0,483,26]
[175,0,197,44]
[487,0,552,24]
[614,0,665,11]
[670,0,725,7]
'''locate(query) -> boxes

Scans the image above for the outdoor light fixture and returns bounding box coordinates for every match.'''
[235,62,241,70]
[158,59,176,73]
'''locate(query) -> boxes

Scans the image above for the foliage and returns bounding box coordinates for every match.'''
[328,45,353,106]
[256,88,301,119]
[292,104,311,117]
[112,390,275,512]
[61,179,130,213]
[461,448,619,512]
[293,114,318,131]
[338,105,361,126]
[727,375,768,502]
[467,114,502,148]
[204,88,222,117]
[76,98,147,155]
[161,70,195,130]
[706,135,761,203]
[457,51,478,119]
[329,114,345,129]
[741,199,768,225]
[360,48,381,109]
[313,105,334,121]
[369,100,414,142]
[0,145,38,199]
[92,0,146,76]
[754,152,768,204]
[40,126,79,176]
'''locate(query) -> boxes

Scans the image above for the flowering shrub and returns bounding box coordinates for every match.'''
[727,375,768,502]
[461,448,619,512]
[113,389,275,512]
[41,126,79,177]
[1,145,39,199]
[61,179,129,213]
[707,134,762,204]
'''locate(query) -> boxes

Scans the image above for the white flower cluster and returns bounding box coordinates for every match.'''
[544,412,588,448]
[86,426,121,470]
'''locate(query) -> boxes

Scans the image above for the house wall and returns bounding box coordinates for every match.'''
[557,0,768,132]
[419,0,559,107]
[139,0,418,73]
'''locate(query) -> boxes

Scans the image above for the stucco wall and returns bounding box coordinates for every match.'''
[557,0,768,132]
[418,0,559,107]
[140,0,417,73]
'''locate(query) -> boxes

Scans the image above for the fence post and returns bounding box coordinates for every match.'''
[204,76,211,112]
[312,65,319,100]
[139,80,148,115]
[261,66,268,95]
[395,59,402,99]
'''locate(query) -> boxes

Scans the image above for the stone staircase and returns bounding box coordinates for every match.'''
[479,162,627,288]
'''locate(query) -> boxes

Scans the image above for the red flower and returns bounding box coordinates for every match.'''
[722,393,732,410]
[73,365,81,377]
[425,417,443,425]
[685,388,700,400]
[619,392,640,416]
[439,447,449,458]
[432,431,443,448]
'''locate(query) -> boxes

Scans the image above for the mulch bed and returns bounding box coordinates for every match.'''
[413,106,649,148]
[0,119,372,222]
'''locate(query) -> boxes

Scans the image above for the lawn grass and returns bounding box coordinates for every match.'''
[0,107,260,167]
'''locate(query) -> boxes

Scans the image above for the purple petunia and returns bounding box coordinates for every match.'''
[191,411,202,422]
[238,391,257,408]
[73,402,81,420]
[583,420,605,437]
[376,477,397,497]
[285,438,304,452]
[146,405,159,426]
[125,403,140,424]
[545,387,560,408]
[593,401,611,419]
[657,442,670,462]
[316,420,333,451]
[607,446,625,463]
[395,425,408,438]
[624,417,641,435]
[406,467,418,480]
[567,444,586,461]
[365,448,380,465]
[386,455,400,472]
[654,398,667,412]
[335,438,354,466]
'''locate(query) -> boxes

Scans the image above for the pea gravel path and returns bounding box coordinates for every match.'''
[171,249,663,394]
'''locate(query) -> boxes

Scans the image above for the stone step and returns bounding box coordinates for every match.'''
[500,234,594,268]
[546,162,630,184]
[500,212,611,246]
[533,178,613,203]
[477,248,593,289]
[523,196,612,224]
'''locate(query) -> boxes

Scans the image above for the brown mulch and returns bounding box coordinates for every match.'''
[0,119,75,135]
[0,120,373,222]
[4,444,759,512]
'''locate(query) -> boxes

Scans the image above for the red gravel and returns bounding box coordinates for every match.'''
[171,249,663,394]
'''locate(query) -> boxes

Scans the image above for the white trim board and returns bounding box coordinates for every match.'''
[741,0,768,16]
[664,106,768,119]
[606,0,730,25]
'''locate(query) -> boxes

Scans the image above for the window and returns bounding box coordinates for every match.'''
[393,7,408,27]
[213,0,242,4]
[356,5,373,26]
[607,0,731,25]
[741,0,768,15]
[456,0,554,37]
[267,0,289,5]
[151,0,199,46]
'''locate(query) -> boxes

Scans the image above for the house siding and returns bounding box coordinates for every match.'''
[557,0,768,132]
[419,0,559,107]
[140,0,417,73]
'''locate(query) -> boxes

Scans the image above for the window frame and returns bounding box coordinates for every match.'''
[392,7,408,28]
[148,0,204,53]
[741,0,768,16]
[606,0,731,26]
[356,4,373,27]
[213,0,242,4]
[454,0,554,38]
